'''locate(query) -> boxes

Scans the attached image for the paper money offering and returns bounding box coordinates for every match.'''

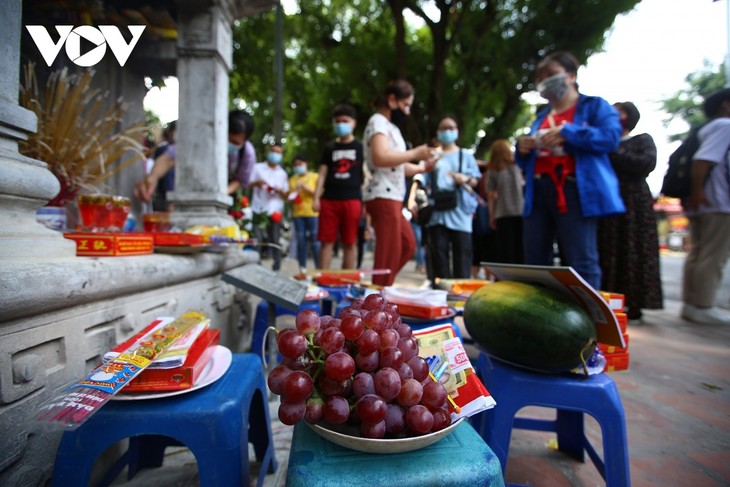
[413,324,496,421]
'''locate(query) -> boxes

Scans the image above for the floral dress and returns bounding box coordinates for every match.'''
[598,133,663,319]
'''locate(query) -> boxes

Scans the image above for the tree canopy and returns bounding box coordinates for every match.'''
[230,0,640,163]
[660,61,727,142]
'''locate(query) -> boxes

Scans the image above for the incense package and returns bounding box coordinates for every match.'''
[122,329,220,392]
[103,316,210,369]
[34,311,208,430]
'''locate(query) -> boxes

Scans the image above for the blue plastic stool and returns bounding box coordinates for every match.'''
[51,353,277,487]
[317,285,351,309]
[470,352,630,487]
[334,297,352,317]
[286,420,505,486]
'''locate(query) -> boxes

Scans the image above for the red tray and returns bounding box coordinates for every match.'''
[152,232,207,246]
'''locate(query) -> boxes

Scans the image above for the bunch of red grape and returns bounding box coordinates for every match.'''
[267,294,452,439]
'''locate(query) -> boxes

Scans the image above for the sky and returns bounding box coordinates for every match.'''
[144,0,728,195]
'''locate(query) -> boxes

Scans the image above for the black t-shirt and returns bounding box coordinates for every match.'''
[319,139,364,200]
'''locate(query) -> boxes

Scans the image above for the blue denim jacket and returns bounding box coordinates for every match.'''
[516,94,626,218]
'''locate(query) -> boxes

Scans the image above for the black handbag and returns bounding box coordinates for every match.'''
[431,149,462,211]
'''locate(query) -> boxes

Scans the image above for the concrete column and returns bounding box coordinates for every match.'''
[170,0,237,228]
[0,0,75,258]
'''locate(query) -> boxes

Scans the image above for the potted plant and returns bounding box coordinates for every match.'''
[18,62,146,227]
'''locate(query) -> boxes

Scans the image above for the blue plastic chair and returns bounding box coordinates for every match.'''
[470,352,630,487]
[251,299,322,361]
[51,353,277,487]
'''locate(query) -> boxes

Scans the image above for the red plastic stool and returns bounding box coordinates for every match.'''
[470,352,630,487]
[51,353,277,487]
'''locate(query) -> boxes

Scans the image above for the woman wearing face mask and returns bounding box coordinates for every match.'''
[416,116,481,281]
[363,79,438,286]
[250,144,289,270]
[227,110,256,194]
[598,102,663,321]
[515,51,625,289]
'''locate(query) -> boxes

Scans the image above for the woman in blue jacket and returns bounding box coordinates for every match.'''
[515,51,625,289]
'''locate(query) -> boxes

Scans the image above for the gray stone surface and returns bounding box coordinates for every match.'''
[0,249,259,486]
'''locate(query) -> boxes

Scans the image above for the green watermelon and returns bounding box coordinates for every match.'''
[463,281,597,373]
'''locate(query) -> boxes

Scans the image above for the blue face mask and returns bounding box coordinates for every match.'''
[293,166,306,175]
[267,152,283,165]
[228,142,242,157]
[334,122,353,137]
[437,129,459,145]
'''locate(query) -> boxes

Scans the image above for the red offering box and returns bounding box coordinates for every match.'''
[614,312,628,333]
[124,329,220,392]
[314,272,361,286]
[599,291,626,312]
[604,351,630,372]
[151,232,207,246]
[393,302,451,319]
[599,332,630,354]
[65,232,153,256]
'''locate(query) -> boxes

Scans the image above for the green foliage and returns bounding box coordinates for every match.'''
[660,61,727,142]
[230,0,640,162]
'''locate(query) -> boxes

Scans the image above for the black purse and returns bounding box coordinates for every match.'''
[431,149,462,211]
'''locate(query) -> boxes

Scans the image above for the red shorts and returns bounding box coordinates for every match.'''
[317,199,362,245]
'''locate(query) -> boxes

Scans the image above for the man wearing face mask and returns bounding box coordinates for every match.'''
[313,103,364,270]
[515,51,625,290]
[250,144,289,270]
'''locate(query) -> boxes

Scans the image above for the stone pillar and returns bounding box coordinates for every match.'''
[170,0,238,228]
[0,0,75,259]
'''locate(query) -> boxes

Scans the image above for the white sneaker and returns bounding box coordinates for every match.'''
[681,304,730,325]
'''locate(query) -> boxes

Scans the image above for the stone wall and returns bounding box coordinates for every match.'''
[0,250,258,486]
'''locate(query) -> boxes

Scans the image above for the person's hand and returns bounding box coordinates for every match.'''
[413,144,435,163]
[251,180,264,188]
[517,136,537,155]
[688,189,709,211]
[538,126,565,148]
[312,197,320,212]
[489,215,497,230]
[407,200,419,214]
[451,172,470,185]
[134,176,157,203]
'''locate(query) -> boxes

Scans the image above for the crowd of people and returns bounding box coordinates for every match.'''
[137,50,730,326]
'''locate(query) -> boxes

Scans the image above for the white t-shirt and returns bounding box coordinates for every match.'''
[250,162,289,214]
[687,118,730,215]
[363,113,407,202]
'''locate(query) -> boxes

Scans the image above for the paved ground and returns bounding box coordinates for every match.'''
[110,249,730,487]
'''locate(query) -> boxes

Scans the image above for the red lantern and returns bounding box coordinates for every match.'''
[271,211,283,223]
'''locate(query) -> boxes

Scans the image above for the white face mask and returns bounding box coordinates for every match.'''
[537,73,569,101]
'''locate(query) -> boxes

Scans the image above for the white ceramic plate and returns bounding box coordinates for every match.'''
[112,345,232,401]
[307,418,463,454]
